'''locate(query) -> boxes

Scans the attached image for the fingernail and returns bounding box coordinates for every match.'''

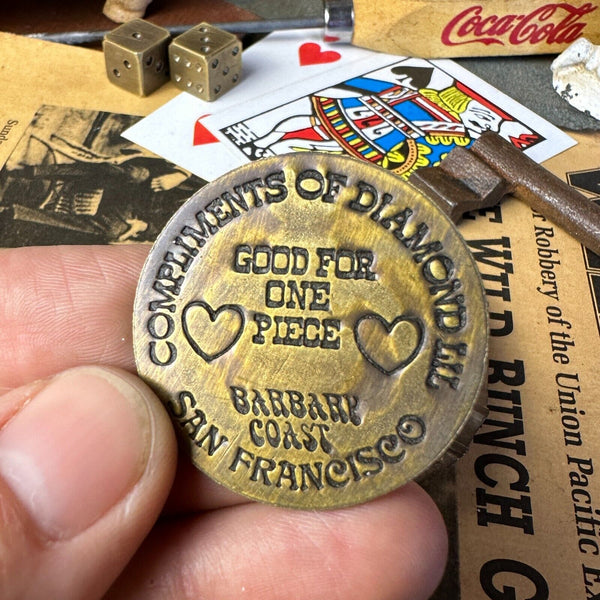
[0,367,151,540]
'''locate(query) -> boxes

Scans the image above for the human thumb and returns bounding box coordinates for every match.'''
[0,366,177,600]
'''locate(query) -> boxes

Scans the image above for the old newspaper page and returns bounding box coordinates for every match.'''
[456,131,600,600]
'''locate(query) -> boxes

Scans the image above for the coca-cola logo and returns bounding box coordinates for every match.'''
[441,2,597,47]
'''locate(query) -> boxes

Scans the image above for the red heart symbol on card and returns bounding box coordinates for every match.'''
[354,313,424,376]
[193,115,219,146]
[298,42,341,66]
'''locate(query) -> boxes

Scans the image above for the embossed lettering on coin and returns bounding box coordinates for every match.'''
[133,154,488,509]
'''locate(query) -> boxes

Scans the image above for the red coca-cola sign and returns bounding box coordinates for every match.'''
[441,3,597,47]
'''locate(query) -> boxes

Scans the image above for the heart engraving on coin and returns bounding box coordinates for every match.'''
[354,313,424,376]
[181,301,245,362]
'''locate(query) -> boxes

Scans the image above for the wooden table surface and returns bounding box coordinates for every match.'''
[2,0,259,40]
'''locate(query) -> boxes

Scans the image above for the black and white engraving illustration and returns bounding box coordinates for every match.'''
[0,105,206,246]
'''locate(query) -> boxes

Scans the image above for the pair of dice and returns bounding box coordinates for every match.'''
[103,19,242,101]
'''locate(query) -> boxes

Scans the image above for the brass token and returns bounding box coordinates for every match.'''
[133,153,488,509]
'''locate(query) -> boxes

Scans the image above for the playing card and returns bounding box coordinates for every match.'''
[123,29,381,180]
[202,56,575,180]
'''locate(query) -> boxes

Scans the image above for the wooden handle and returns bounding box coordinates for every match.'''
[470,132,600,256]
[352,0,600,58]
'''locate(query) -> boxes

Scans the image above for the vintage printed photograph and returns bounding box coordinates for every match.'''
[0,105,205,246]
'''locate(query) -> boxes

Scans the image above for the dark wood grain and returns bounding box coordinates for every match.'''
[2,0,258,37]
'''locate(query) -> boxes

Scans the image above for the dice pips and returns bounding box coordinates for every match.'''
[103,19,170,96]
[103,20,242,101]
[169,24,242,101]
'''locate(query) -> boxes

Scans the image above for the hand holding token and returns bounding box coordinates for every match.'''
[0,244,446,599]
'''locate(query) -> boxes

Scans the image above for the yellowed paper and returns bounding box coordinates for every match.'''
[457,131,600,599]
[0,32,181,164]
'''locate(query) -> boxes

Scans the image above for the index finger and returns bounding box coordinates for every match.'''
[0,243,256,511]
[0,244,148,393]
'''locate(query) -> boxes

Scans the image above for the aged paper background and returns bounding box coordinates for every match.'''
[1,31,599,599]
[456,131,600,599]
[0,33,181,150]
[0,33,205,246]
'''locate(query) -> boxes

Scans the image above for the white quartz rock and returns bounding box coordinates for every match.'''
[551,38,600,121]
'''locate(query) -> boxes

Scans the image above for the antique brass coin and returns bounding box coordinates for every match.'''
[133,153,488,509]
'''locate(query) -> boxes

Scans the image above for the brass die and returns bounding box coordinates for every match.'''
[103,19,170,96]
[169,23,242,102]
